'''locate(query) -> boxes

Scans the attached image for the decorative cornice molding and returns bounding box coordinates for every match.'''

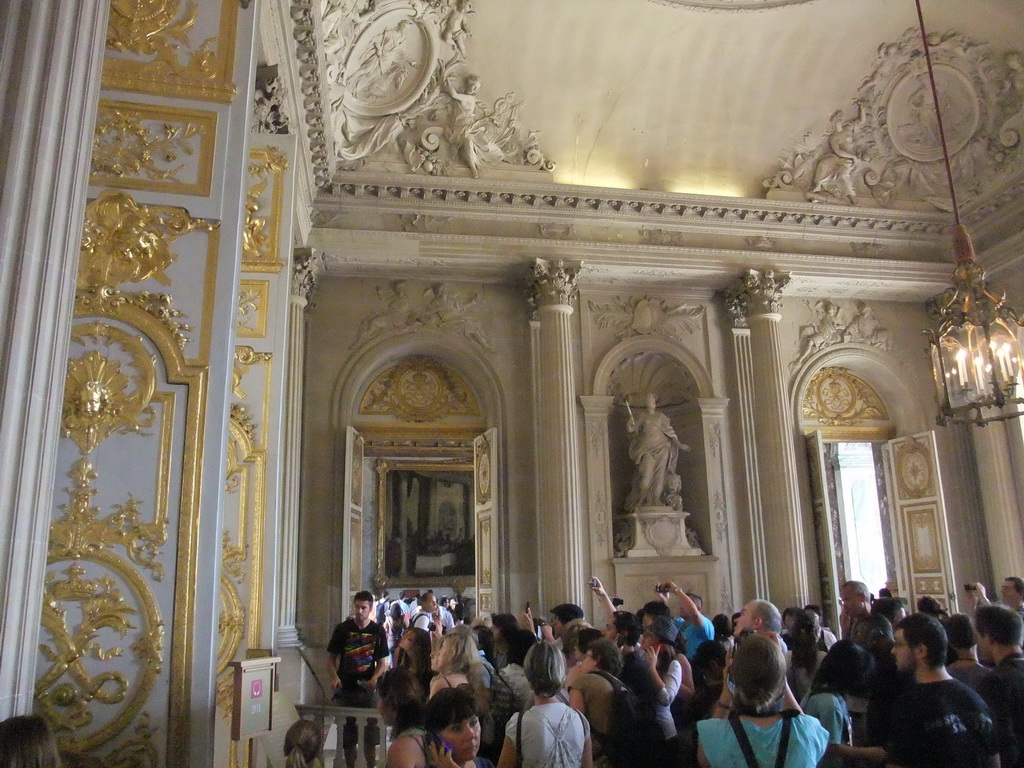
[316,177,951,237]
[289,0,334,188]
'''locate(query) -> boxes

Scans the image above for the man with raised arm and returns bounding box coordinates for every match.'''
[658,579,714,661]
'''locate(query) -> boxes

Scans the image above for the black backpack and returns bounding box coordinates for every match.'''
[593,670,665,768]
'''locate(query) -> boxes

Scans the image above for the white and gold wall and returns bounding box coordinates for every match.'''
[35,0,267,765]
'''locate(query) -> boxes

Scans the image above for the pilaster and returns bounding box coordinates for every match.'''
[972,421,1024,581]
[728,324,769,599]
[580,395,616,619]
[278,248,323,648]
[0,0,109,719]
[724,269,809,606]
[698,397,738,614]
[529,259,585,609]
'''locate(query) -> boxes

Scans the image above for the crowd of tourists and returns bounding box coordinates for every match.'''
[3,577,1021,768]
[315,576,1024,768]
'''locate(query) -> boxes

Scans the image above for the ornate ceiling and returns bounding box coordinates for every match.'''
[279,0,1024,292]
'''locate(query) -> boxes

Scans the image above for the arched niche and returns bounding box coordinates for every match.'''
[591,336,717,556]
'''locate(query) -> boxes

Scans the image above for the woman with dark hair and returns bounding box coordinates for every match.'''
[377,668,428,768]
[916,595,948,620]
[284,719,323,768]
[696,634,828,768]
[396,626,434,696]
[425,687,493,768]
[490,613,520,671]
[497,642,592,768]
[785,609,825,703]
[639,614,685,740]
[686,639,728,723]
[0,715,62,768]
[803,640,886,767]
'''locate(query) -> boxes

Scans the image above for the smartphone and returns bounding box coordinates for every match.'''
[427,732,452,753]
[588,577,599,588]
[964,583,976,591]
[525,601,531,610]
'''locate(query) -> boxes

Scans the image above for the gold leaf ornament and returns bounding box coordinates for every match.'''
[107,0,197,57]
[79,190,217,291]
[92,106,199,181]
[62,324,157,455]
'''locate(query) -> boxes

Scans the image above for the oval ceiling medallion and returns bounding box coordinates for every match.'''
[647,0,819,9]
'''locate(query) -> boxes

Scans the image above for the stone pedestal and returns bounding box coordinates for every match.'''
[625,507,704,558]
[612,555,722,615]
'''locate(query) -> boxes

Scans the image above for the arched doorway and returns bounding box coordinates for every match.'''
[339,353,501,618]
[796,357,956,631]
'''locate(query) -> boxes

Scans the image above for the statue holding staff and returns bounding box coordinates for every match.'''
[623,393,689,512]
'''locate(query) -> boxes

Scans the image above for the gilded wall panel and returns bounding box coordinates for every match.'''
[37,185,219,764]
[236,280,270,338]
[103,0,238,102]
[242,147,289,273]
[91,101,217,197]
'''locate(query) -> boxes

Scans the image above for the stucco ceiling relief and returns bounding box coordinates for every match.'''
[322,0,554,178]
[765,28,1024,211]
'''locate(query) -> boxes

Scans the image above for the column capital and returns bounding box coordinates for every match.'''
[579,395,616,416]
[528,258,582,316]
[291,247,324,302]
[723,268,790,327]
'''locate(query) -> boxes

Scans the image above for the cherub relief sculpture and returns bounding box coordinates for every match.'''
[789,299,891,373]
[351,280,493,351]
[323,0,553,177]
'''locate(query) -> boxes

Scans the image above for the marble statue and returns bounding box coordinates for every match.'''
[624,394,689,512]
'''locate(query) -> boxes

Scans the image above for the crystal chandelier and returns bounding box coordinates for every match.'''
[916,0,1024,425]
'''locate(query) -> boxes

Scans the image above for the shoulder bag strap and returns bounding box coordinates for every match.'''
[727,713,761,768]
[774,711,797,768]
[515,712,524,768]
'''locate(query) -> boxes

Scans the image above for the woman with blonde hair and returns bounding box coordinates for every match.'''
[697,634,828,768]
[284,719,323,768]
[0,715,62,768]
[430,626,489,707]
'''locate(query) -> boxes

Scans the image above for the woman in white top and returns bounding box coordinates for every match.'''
[639,615,683,739]
[497,641,593,768]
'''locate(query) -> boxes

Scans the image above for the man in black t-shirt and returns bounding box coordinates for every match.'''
[327,590,389,768]
[886,612,999,768]
[977,604,1024,768]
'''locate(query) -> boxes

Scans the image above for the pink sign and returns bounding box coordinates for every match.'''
[251,678,263,698]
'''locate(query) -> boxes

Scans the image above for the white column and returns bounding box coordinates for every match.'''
[278,249,323,648]
[972,421,1024,581]
[725,270,809,607]
[580,395,615,618]
[699,397,739,614]
[0,0,108,718]
[530,260,584,609]
[729,326,769,599]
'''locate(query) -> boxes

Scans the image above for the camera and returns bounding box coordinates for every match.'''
[588,577,600,588]
[611,597,624,608]
[655,583,671,594]
[964,583,976,591]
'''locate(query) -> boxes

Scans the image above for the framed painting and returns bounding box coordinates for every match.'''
[376,462,475,583]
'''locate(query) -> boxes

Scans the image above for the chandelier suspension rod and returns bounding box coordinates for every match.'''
[914,0,962,228]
